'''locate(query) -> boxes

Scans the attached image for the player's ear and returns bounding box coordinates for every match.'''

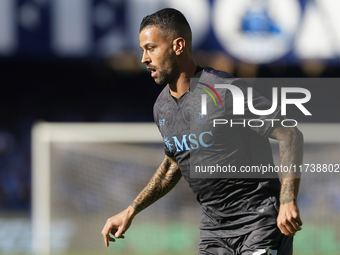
[172,37,185,55]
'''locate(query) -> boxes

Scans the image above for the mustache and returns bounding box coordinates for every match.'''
[146,64,157,70]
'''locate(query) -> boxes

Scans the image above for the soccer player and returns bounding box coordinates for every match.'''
[102,8,303,255]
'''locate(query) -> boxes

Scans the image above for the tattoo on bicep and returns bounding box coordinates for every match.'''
[130,156,182,213]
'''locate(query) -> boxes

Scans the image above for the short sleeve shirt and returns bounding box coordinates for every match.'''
[153,67,281,237]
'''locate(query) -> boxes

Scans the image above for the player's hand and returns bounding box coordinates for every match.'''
[277,200,303,236]
[101,206,136,247]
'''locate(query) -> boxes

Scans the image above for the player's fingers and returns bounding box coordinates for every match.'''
[285,220,297,234]
[280,214,300,234]
[290,210,303,231]
[115,226,126,238]
[101,228,108,247]
[292,220,302,231]
[102,222,115,247]
[295,214,303,227]
[110,229,125,239]
[108,236,116,242]
[110,229,117,236]
[278,223,287,235]
[278,221,294,236]
[103,234,109,247]
[288,216,302,232]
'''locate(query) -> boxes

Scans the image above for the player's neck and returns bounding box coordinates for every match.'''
[169,59,197,99]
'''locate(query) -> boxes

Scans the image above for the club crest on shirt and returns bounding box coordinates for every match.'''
[195,109,208,123]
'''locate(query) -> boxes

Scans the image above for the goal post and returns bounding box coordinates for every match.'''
[31,123,163,255]
[32,122,340,255]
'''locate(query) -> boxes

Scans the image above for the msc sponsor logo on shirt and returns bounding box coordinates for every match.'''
[164,131,214,153]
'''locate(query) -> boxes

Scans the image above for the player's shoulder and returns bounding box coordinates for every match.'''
[153,84,171,121]
[154,84,170,106]
[202,67,248,89]
[203,67,235,79]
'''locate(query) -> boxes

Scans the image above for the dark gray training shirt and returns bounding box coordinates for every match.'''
[153,67,281,238]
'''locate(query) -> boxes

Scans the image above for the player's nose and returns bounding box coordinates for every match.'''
[141,51,150,64]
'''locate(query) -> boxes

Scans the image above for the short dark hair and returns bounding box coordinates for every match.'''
[139,8,192,43]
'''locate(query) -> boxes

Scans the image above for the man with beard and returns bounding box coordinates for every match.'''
[101,8,303,255]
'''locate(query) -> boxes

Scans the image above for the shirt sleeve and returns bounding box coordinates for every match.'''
[153,102,175,157]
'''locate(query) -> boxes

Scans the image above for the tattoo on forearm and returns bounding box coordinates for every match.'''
[280,178,300,204]
[270,125,303,205]
[130,156,182,213]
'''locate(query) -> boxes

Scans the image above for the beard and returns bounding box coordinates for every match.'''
[150,52,180,85]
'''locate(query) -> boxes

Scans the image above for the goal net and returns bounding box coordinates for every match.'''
[32,123,340,255]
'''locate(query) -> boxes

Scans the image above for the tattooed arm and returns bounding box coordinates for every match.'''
[269,123,304,236]
[101,155,181,247]
[130,155,182,213]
